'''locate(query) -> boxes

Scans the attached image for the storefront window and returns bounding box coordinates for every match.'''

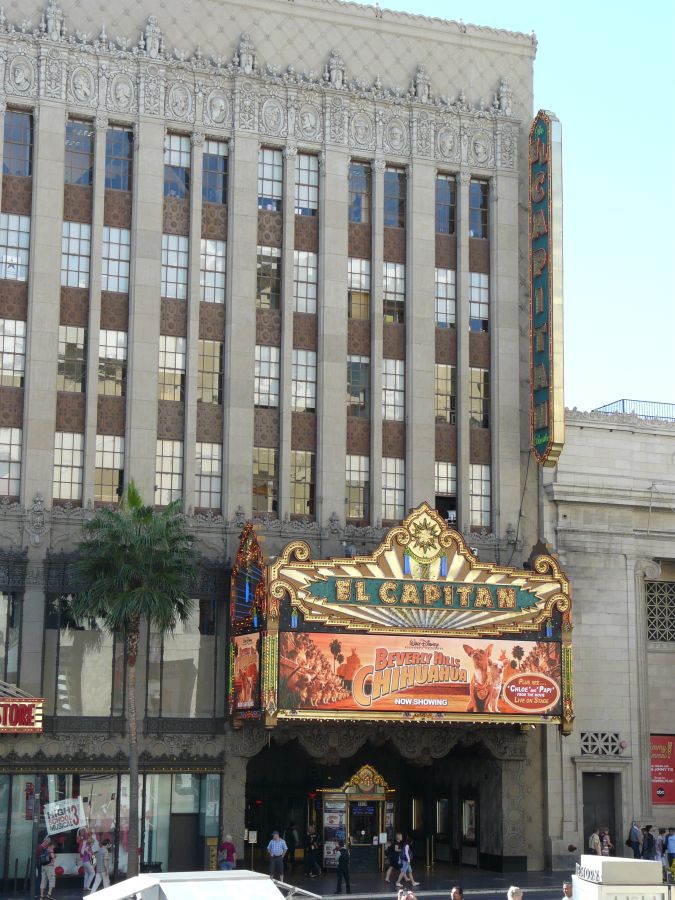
[143,774,171,873]
[7,775,36,886]
[0,775,9,883]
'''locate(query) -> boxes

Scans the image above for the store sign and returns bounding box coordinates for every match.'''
[650,734,675,804]
[44,797,87,835]
[529,109,564,467]
[0,699,43,733]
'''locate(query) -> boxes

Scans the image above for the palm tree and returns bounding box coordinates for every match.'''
[73,482,197,877]
[329,638,342,673]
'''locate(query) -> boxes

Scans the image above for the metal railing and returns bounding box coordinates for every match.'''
[593,399,675,421]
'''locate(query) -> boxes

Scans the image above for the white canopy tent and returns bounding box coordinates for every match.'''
[93,870,320,900]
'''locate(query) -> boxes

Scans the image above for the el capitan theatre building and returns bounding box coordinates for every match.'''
[230,504,573,872]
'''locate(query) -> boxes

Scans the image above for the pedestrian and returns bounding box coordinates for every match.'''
[507,887,523,900]
[90,839,112,892]
[38,837,56,900]
[217,833,237,871]
[305,827,321,878]
[78,828,96,893]
[395,835,419,889]
[601,827,614,857]
[335,840,351,894]
[384,836,401,884]
[641,826,655,860]
[267,830,288,882]
[284,822,300,871]
[561,881,573,899]
[588,826,601,856]
[655,828,667,873]
[451,884,464,900]
[666,827,675,867]
[627,821,641,859]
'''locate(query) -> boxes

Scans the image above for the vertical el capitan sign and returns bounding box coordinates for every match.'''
[530,110,564,466]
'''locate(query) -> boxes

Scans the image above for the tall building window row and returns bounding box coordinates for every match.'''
[0,214,30,282]
[0,426,22,497]
[102,226,131,294]
[158,335,186,401]
[256,245,281,310]
[3,110,33,177]
[258,147,282,211]
[164,133,190,199]
[53,431,84,502]
[202,139,228,205]
[200,238,226,304]
[98,329,127,397]
[198,339,223,405]
[61,221,91,288]
[382,358,405,421]
[195,442,222,509]
[293,250,318,314]
[347,355,370,418]
[382,456,405,520]
[384,167,406,228]
[64,119,94,186]
[105,125,133,191]
[348,257,370,320]
[469,179,489,239]
[292,349,316,412]
[155,439,183,506]
[252,447,278,515]
[94,435,124,503]
[290,450,315,517]
[469,367,490,428]
[469,272,489,332]
[470,463,491,528]
[383,261,405,324]
[435,174,456,235]
[435,267,456,329]
[57,325,86,393]
[435,364,456,424]
[0,318,26,387]
[161,233,189,300]
[295,153,319,216]
[435,461,457,523]
[346,454,369,520]
[348,162,371,224]
[254,345,280,408]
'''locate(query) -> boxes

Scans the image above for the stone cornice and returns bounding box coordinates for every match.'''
[565,407,675,433]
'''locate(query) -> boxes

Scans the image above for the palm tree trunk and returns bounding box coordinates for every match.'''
[126,617,141,877]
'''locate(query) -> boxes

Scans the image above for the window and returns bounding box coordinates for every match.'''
[94,435,124,502]
[347,355,369,417]
[293,250,317,314]
[60,221,91,288]
[155,440,183,505]
[382,457,404,520]
[202,140,228,204]
[348,162,370,224]
[258,147,282,211]
[469,180,489,239]
[435,461,457,522]
[469,272,489,332]
[383,262,405,324]
[200,238,226,303]
[291,450,315,516]
[161,233,189,299]
[470,463,491,528]
[102,227,131,293]
[164,133,190,199]
[435,174,456,234]
[3,110,32,177]
[384,168,406,228]
[382,358,404,421]
[105,126,133,191]
[435,268,456,329]
[435,364,456,424]
[57,326,86,392]
[254,345,280,408]
[252,447,278,515]
[0,427,22,497]
[158,336,186,401]
[646,581,675,642]
[346,454,369,520]
[0,589,22,683]
[195,442,222,509]
[0,214,30,281]
[256,246,281,309]
[348,258,370,319]
[295,153,319,216]
[197,339,223,404]
[98,329,127,396]
[469,367,490,428]
[64,119,93,186]
[292,349,316,412]
[0,319,26,387]
[53,432,84,501]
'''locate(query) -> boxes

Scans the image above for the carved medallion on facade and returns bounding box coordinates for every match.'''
[206,89,229,126]
[71,65,95,105]
[261,97,285,135]
[471,129,494,166]
[386,117,408,154]
[351,111,373,149]
[437,125,459,161]
[167,81,192,120]
[109,72,135,112]
[8,56,35,94]
[296,103,321,141]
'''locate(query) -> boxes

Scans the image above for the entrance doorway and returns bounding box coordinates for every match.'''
[582,773,618,852]
[169,813,200,872]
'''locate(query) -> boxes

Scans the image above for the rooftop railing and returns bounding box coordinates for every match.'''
[593,399,675,421]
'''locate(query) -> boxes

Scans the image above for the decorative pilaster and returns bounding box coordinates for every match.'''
[278,144,297,519]
[370,156,385,524]
[634,557,661,817]
[456,169,471,529]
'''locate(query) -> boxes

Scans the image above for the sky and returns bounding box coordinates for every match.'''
[378,0,675,412]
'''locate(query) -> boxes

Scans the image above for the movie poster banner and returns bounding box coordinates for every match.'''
[651,735,675,804]
[279,632,561,720]
[232,633,261,712]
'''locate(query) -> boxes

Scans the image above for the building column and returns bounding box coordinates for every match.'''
[278,145,296,519]
[405,158,435,509]
[370,157,385,525]
[221,753,248,861]
[183,130,205,513]
[455,169,471,530]
[82,115,108,507]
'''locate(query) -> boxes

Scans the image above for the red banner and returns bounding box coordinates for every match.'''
[0,699,43,734]
[651,735,675,804]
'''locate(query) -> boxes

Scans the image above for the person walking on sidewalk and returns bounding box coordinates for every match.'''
[335,840,351,894]
[395,835,419,889]
[90,839,112,892]
[38,837,56,900]
[267,830,288,882]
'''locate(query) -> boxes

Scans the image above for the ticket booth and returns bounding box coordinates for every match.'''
[313,765,394,873]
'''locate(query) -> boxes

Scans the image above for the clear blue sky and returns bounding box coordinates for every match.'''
[381,0,675,411]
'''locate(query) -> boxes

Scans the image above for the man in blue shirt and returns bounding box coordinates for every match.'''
[666,827,675,867]
[267,831,288,882]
